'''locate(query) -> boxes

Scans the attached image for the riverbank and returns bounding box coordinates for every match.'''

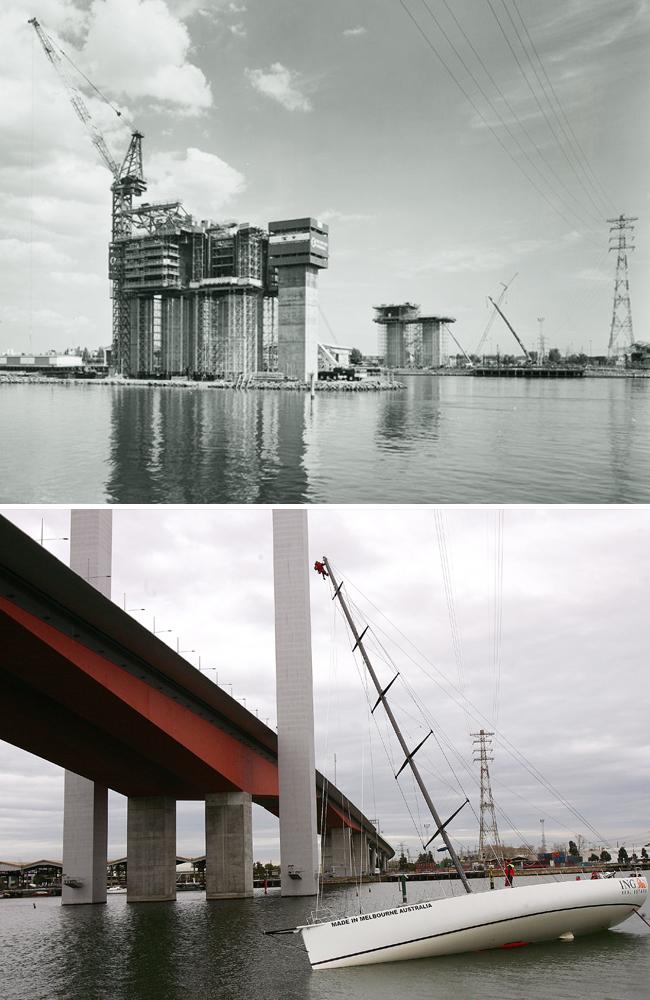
[3,368,648,387]
[0,374,404,391]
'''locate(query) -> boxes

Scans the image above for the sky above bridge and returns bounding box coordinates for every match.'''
[0,0,648,359]
[1,505,648,863]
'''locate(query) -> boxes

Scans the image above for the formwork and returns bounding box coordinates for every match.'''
[196,288,263,378]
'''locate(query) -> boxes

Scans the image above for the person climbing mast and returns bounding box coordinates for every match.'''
[314,560,328,578]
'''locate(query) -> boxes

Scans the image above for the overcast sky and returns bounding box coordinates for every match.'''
[1,0,648,358]
[1,505,648,863]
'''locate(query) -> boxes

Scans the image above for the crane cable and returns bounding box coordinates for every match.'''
[57,44,123,118]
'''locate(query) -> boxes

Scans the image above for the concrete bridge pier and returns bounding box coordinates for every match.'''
[62,509,112,905]
[205,791,253,899]
[62,773,108,904]
[272,508,319,896]
[322,827,352,876]
[127,796,177,902]
[351,831,369,876]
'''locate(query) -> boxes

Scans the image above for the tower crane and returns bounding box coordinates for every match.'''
[29,17,146,373]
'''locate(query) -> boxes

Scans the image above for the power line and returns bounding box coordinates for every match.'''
[398,1,601,241]
[422,0,603,227]
[487,0,607,220]
[509,0,615,214]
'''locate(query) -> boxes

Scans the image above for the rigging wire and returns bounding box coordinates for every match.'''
[58,44,123,118]
[398,0,601,241]
[434,509,470,731]
[333,590,439,853]
[332,565,600,880]
[336,566,611,846]
[491,509,504,727]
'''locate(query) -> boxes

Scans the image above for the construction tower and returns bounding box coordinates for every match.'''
[607,214,637,357]
[29,18,146,374]
[472,729,503,867]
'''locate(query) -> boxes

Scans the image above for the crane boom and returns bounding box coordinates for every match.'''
[475,273,518,356]
[444,323,473,367]
[488,296,531,362]
[29,16,146,373]
[28,18,119,178]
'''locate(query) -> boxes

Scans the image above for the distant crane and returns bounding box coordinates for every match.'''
[29,17,146,373]
[488,296,532,363]
[475,273,518,357]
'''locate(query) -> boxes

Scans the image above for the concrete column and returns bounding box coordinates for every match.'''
[276,265,319,380]
[69,509,112,599]
[323,827,353,876]
[421,320,433,366]
[272,509,319,896]
[385,321,406,368]
[205,791,253,899]
[63,509,112,905]
[62,773,108,904]
[351,831,368,876]
[127,796,176,902]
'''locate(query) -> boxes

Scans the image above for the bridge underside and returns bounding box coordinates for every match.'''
[0,511,394,901]
[0,596,277,800]
[0,597,363,834]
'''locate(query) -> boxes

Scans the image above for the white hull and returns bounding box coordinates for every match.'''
[301,876,647,970]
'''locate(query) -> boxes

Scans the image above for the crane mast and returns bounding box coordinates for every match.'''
[29,17,146,373]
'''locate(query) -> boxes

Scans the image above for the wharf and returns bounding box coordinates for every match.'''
[473,366,585,378]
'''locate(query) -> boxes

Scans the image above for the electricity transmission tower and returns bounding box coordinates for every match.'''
[472,729,503,867]
[607,214,637,357]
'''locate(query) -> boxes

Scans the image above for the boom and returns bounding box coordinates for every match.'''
[488,296,531,362]
[29,17,146,374]
[28,18,120,177]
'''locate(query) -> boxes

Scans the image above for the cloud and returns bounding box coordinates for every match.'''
[145,147,245,216]
[319,208,373,224]
[343,26,367,37]
[1,506,649,860]
[79,0,212,114]
[230,22,246,37]
[245,63,313,112]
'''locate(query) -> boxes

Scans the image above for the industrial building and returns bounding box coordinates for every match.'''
[28,22,331,384]
[118,211,329,381]
[373,304,455,368]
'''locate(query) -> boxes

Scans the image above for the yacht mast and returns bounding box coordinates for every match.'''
[322,557,472,895]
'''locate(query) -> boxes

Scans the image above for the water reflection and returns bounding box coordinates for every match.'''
[1,890,648,1000]
[2,377,649,503]
[376,377,442,448]
[106,388,311,504]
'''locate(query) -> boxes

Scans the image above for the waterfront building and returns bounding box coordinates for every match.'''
[117,214,328,380]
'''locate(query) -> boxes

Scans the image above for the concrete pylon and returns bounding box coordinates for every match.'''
[205,791,253,899]
[272,509,319,896]
[62,509,112,905]
[127,796,177,902]
[276,265,319,379]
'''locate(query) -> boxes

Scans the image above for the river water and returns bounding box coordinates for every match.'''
[2,878,648,1000]
[1,376,649,503]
